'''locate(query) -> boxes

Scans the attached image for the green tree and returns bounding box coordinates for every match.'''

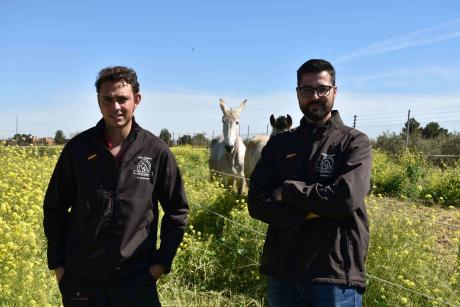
[422,122,449,139]
[159,128,172,146]
[192,133,210,147]
[372,132,405,155]
[402,117,422,136]
[12,134,33,145]
[177,135,192,146]
[54,130,66,145]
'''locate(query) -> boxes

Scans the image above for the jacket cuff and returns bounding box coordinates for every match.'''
[47,240,66,270]
[151,252,173,273]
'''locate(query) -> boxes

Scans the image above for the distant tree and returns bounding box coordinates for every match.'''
[159,129,172,146]
[422,122,448,139]
[192,133,210,147]
[12,133,33,145]
[440,133,460,156]
[372,132,405,155]
[177,134,192,146]
[402,117,422,136]
[54,130,66,145]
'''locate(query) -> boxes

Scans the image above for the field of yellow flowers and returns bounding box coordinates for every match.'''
[0,145,459,306]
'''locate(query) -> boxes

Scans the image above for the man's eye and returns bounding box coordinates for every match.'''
[317,86,329,94]
[301,87,313,94]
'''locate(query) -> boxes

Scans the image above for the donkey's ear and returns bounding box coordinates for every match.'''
[287,114,292,127]
[237,99,247,113]
[270,114,276,127]
[219,99,227,114]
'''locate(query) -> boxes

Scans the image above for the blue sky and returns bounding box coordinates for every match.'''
[1,0,459,139]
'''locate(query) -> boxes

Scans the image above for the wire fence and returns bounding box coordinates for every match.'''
[189,196,459,306]
[207,169,460,230]
[195,168,459,306]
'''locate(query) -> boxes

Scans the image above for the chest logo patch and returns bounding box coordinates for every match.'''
[134,156,152,180]
[316,153,335,178]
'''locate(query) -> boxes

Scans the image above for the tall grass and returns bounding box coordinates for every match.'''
[0,145,458,306]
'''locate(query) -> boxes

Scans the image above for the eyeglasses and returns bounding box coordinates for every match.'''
[297,85,335,98]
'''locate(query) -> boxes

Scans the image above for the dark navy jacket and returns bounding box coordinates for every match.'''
[44,119,189,279]
[248,111,371,289]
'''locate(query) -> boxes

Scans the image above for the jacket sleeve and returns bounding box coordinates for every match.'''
[247,140,309,231]
[281,133,372,219]
[154,148,189,273]
[43,145,76,270]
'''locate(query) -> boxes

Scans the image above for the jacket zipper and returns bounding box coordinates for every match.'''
[109,136,136,275]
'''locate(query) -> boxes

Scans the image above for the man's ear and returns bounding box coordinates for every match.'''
[296,87,301,101]
[134,93,142,108]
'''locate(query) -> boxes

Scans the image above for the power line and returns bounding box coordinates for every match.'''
[352,105,460,119]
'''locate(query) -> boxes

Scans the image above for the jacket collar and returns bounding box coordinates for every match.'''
[300,110,343,127]
[299,110,344,138]
[94,117,141,143]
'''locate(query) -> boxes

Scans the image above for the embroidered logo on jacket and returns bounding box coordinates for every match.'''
[316,153,335,178]
[134,156,152,180]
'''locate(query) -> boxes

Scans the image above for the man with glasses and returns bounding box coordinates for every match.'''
[248,59,371,306]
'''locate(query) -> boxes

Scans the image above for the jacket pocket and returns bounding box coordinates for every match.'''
[279,154,298,182]
[79,186,111,221]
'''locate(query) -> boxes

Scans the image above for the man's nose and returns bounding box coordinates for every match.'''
[113,101,122,109]
[311,89,320,99]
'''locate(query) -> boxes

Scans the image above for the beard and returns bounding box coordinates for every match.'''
[300,99,333,122]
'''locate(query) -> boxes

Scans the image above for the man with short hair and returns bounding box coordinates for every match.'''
[248,59,371,306]
[44,66,189,306]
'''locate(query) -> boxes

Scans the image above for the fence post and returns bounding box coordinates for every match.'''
[247,125,250,140]
[405,109,410,149]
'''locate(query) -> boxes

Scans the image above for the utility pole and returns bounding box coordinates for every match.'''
[15,114,18,135]
[353,115,357,128]
[266,124,269,135]
[405,109,410,148]
[247,125,250,141]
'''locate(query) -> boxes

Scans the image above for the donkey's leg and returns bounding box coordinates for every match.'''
[236,175,244,195]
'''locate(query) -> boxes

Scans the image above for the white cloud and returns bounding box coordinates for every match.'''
[344,65,460,88]
[337,19,460,63]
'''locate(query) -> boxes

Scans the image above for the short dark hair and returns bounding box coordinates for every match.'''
[95,66,140,94]
[297,59,335,86]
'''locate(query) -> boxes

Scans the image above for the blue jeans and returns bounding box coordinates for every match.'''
[267,277,363,307]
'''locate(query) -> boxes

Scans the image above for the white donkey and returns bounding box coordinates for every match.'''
[244,114,292,179]
[209,99,247,195]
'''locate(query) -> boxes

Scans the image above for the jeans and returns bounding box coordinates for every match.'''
[267,277,363,307]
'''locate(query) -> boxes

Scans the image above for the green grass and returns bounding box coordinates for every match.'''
[0,145,458,306]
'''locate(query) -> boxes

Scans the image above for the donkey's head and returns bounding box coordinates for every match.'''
[270,114,292,136]
[219,98,246,154]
